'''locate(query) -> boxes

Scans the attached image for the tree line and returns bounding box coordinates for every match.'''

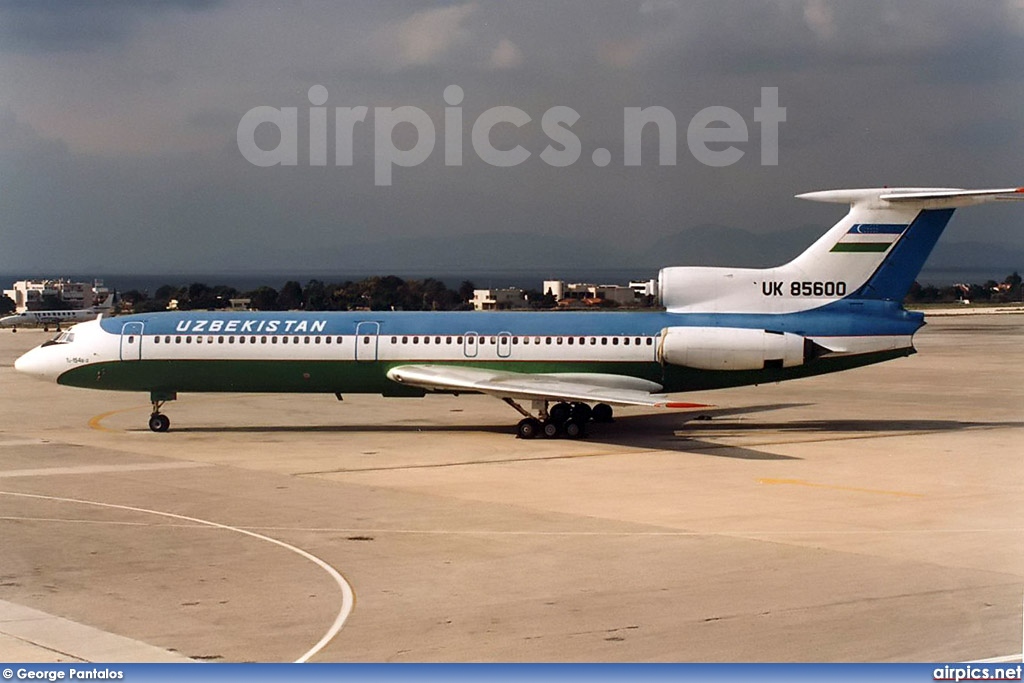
[4,271,1020,316]
[905,272,1021,304]
[120,277,479,313]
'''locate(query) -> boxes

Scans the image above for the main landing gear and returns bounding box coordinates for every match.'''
[147,392,177,433]
[504,398,614,440]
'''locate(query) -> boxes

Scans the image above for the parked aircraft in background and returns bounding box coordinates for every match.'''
[13,187,1023,437]
[1,294,115,331]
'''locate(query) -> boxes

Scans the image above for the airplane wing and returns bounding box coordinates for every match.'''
[386,364,708,408]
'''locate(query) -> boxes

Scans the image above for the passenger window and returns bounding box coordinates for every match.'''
[316,337,321,344]
[557,337,563,345]
[435,337,441,344]
[218,337,225,344]
[646,338,653,345]
[325,336,331,344]
[128,336,135,343]
[612,338,619,345]
[154,336,160,344]
[175,336,182,344]
[424,337,430,344]
[228,336,235,343]
[304,337,310,344]
[363,336,370,344]
[207,336,214,344]
[186,336,192,343]
[446,337,452,344]
[390,336,397,343]
[413,337,419,344]
[165,336,171,343]
[261,337,267,344]
[272,337,278,344]
[336,337,343,344]
[601,338,608,345]
[239,336,246,344]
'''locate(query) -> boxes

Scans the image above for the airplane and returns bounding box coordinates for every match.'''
[13,186,1024,437]
[1,294,115,332]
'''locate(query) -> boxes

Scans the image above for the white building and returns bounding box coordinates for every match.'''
[472,288,525,311]
[543,281,637,306]
[4,279,111,313]
[542,280,565,300]
[629,279,658,298]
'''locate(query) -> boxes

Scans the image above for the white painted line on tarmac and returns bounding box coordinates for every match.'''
[0,462,212,478]
[0,491,354,663]
[0,598,191,662]
[967,654,1023,663]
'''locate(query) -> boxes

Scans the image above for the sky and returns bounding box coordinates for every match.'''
[0,0,1022,275]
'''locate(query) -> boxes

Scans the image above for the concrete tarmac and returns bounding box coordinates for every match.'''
[0,316,1021,662]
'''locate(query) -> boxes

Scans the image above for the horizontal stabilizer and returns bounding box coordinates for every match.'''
[797,186,1024,209]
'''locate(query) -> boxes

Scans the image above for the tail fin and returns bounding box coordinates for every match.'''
[789,187,1024,302]
[658,187,1022,313]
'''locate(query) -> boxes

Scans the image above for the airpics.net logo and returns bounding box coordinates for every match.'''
[236,85,786,186]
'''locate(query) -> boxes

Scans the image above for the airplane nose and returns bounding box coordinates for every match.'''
[14,347,57,380]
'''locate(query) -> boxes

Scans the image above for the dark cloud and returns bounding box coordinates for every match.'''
[0,0,221,53]
[0,1,1021,276]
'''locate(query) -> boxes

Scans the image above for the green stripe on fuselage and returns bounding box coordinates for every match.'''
[56,348,913,397]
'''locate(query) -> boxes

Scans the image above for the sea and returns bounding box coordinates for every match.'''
[0,266,1014,297]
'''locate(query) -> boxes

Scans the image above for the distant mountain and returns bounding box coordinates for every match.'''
[639,223,825,268]
[927,240,1024,272]
[281,232,625,272]
[231,224,1024,280]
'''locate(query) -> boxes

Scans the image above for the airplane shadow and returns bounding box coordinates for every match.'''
[161,403,1021,463]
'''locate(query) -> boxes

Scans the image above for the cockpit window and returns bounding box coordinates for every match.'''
[47,331,76,345]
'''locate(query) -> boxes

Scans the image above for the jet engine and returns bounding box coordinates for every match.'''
[657,326,823,371]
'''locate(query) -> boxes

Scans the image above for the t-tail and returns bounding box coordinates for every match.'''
[659,187,1024,314]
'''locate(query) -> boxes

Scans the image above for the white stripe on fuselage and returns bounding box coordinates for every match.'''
[127,330,662,364]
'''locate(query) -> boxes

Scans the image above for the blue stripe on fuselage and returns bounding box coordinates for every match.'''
[99,300,924,340]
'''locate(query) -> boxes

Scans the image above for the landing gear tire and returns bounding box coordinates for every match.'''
[592,403,614,423]
[570,402,592,422]
[564,419,586,439]
[148,414,170,433]
[541,421,561,438]
[549,402,571,425]
[517,418,542,439]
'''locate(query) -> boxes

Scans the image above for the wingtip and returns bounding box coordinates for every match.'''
[663,402,713,409]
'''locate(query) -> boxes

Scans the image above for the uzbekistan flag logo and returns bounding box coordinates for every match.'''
[830,223,907,253]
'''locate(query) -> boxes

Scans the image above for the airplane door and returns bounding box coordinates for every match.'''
[355,321,379,362]
[463,332,478,358]
[497,332,512,358]
[119,322,144,361]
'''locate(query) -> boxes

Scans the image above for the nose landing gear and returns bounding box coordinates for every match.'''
[148,412,170,433]
[147,392,177,433]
